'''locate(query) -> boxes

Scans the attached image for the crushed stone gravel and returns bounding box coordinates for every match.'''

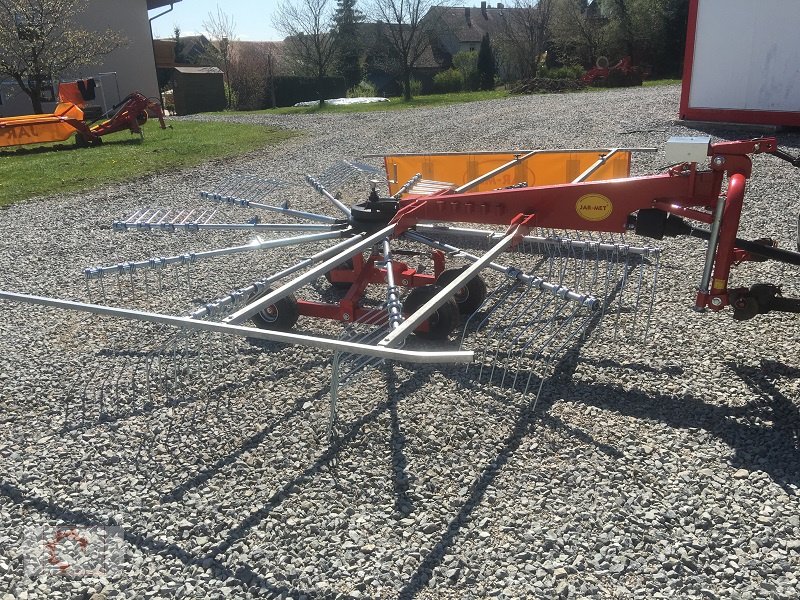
[0,84,799,599]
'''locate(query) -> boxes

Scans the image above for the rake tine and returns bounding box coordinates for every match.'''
[508,299,574,391]
[521,307,590,398]
[488,285,548,385]
[501,292,559,389]
[612,250,633,340]
[500,296,564,387]
[473,281,525,382]
[643,251,661,339]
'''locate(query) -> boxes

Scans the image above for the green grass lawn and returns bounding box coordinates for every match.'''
[0,120,296,206]
[643,78,681,87]
[252,89,510,115]
[241,80,679,116]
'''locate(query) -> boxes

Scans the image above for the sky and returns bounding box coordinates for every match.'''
[149,0,283,42]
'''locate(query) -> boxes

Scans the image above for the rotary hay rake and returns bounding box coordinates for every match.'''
[2,135,799,435]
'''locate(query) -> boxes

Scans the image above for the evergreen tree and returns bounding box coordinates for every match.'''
[173,26,185,63]
[332,0,364,88]
[477,33,496,91]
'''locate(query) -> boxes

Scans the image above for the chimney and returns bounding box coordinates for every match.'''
[481,1,488,18]
[464,6,471,25]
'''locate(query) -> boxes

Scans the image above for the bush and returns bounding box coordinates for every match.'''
[347,80,378,98]
[410,78,422,96]
[433,69,464,93]
[509,78,586,94]
[537,65,585,80]
[223,83,238,110]
[453,50,479,91]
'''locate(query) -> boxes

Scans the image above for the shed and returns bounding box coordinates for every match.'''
[171,66,226,115]
[680,0,800,127]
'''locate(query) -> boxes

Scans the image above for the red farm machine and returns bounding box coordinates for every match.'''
[1,135,798,428]
[0,89,166,150]
[582,56,647,87]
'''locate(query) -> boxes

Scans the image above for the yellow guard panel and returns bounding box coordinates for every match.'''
[384,150,631,196]
[0,103,85,148]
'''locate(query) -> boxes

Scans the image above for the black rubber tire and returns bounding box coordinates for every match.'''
[250,289,299,331]
[436,267,488,315]
[75,133,89,148]
[324,259,354,290]
[403,285,459,340]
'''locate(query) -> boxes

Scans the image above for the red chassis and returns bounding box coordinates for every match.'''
[77,92,167,146]
[298,137,799,326]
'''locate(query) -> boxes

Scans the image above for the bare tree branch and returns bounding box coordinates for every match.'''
[202,4,237,108]
[274,0,337,105]
[495,0,554,81]
[0,0,125,113]
[366,0,444,100]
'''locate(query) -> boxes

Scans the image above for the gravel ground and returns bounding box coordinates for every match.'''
[1,84,799,599]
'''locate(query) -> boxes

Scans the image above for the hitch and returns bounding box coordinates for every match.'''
[771,147,800,168]
[729,284,800,320]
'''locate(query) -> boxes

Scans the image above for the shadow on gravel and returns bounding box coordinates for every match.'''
[1,368,434,597]
[397,366,800,598]
[398,293,799,598]
[160,385,330,503]
[384,363,416,517]
[0,481,324,599]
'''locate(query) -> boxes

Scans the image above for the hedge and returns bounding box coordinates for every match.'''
[270,76,348,107]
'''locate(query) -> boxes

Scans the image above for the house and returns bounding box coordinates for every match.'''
[424,3,511,58]
[359,3,530,93]
[360,22,449,96]
[1,0,180,116]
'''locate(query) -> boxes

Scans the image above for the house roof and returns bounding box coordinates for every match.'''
[424,5,522,45]
[147,0,182,10]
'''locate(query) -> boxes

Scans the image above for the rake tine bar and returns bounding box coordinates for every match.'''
[85,230,347,281]
[200,193,339,224]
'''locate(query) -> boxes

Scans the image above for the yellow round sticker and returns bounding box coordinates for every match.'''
[576,193,613,221]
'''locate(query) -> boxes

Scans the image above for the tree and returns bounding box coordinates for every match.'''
[228,42,281,109]
[274,0,337,106]
[173,26,185,63]
[607,0,635,58]
[453,50,479,91]
[659,0,689,77]
[0,0,124,113]
[551,0,609,68]
[367,0,442,101]
[202,5,237,108]
[332,0,365,89]
[477,33,496,91]
[496,0,555,81]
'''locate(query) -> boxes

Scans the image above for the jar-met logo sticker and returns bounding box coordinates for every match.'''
[576,193,613,221]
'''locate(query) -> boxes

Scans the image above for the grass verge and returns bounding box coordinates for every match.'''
[0,120,296,206]
[253,89,509,115]
[643,78,681,87]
